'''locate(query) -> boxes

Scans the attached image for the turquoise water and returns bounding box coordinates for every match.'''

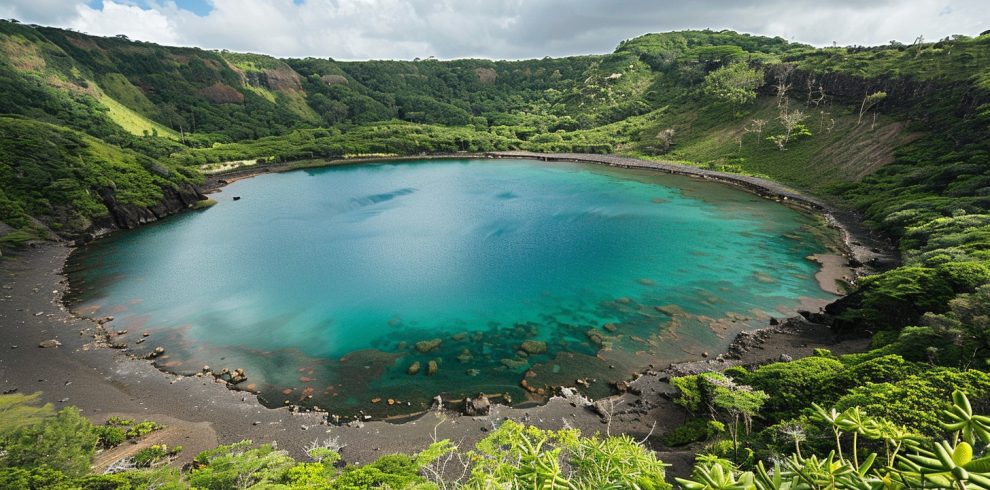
[67,159,835,416]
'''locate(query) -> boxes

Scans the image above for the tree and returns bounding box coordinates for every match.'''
[0,397,98,477]
[699,374,769,462]
[858,91,888,125]
[703,63,765,107]
[741,118,767,147]
[772,63,795,108]
[656,128,675,153]
[767,108,811,150]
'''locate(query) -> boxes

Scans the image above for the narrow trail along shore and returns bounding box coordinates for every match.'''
[0,152,893,474]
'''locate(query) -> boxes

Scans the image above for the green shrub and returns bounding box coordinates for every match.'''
[132,444,180,468]
[0,466,71,490]
[334,454,429,490]
[188,441,297,489]
[662,418,725,447]
[671,374,706,413]
[833,263,990,333]
[834,367,990,435]
[124,421,162,439]
[831,354,922,392]
[465,420,672,489]
[0,396,98,478]
[94,426,126,449]
[731,356,844,418]
[72,473,131,490]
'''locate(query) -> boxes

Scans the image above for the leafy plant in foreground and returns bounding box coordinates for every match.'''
[679,390,990,490]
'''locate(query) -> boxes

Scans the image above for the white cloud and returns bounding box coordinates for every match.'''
[2,0,987,60]
[68,1,181,45]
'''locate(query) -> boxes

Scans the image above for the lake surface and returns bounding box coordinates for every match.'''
[66,158,836,416]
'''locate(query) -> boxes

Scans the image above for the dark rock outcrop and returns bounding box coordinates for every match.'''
[98,184,207,230]
[463,394,491,416]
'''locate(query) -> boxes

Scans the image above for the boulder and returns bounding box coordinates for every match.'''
[463,394,491,416]
[415,338,442,353]
[519,340,547,355]
[407,361,421,375]
[592,398,615,417]
[585,329,606,346]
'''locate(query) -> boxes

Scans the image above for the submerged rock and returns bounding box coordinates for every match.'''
[407,361,421,375]
[519,340,547,355]
[427,360,439,376]
[38,339,61,348]
[415,338,442,353]
[500,357,529,370]
[585,329,606,346]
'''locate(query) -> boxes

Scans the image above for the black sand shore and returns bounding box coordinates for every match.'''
[0,243,870,474]
[0,152,893,474]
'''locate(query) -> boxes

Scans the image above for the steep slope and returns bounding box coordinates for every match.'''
[0,116,203,242]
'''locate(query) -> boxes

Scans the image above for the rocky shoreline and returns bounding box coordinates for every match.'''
[0,243,872,475]
[0,151,895,473]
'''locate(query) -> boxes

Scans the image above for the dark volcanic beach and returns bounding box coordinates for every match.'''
[1,238,872,475]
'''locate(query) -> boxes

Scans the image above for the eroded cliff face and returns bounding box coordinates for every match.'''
[90,183,207,236]
[769,69,989,121]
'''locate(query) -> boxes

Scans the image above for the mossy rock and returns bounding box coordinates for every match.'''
[586,329,606,346]
[192,198,217,210]
[501,357,529,370]
[407,361,421,375]
[415,338,442,353]
[519,340,547,355]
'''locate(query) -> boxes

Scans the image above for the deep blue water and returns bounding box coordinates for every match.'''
[67,159,835,416]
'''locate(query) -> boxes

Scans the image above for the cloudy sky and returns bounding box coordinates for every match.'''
[2,0,986,60]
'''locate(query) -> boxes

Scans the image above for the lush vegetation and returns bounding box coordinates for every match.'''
[3,17,990,489]
[8,390,990,488]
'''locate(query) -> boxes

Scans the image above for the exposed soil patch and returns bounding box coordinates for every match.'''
[197,82,244,104]
[812,121,924,180]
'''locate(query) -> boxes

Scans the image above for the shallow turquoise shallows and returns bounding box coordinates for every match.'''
[67,159,835,416]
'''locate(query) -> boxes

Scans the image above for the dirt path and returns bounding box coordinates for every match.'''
[91,414,218,472]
